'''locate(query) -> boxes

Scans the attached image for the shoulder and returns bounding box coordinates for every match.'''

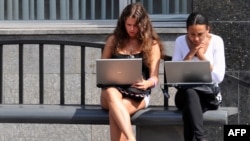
[150,40,162,56]
[102,34,116,58]
[106,34,116,44]
[175,35,186,42]
[210,34,223,42]
[175,35,187,47]
[209,34,224,52]
[104,34,116,49]
[152,39,160,46]
[151,39,162,51]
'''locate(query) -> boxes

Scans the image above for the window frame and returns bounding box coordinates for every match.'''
[0,0,190,30]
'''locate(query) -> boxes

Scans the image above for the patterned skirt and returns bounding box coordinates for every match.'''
[117,87,150,101]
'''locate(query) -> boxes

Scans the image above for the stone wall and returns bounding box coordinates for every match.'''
[193,0,250,140]
[193,0,250,124]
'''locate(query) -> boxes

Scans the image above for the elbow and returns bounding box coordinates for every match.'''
[212,71,225,84]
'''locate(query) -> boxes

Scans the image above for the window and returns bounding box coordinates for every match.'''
[0,0,120,20]
[137,0,192,22]
[0,0,191,21]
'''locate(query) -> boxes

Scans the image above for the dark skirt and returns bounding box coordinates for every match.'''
[117,86,151,101]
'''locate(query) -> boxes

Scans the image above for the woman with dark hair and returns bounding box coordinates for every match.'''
[100,2,164,141]
[172,12,225,141]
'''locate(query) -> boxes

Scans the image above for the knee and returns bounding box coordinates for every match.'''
[185,88,198,98]
[175,88,199,105]
[101,88,116,109]
[101,87,122,102]
[184,89,201,105]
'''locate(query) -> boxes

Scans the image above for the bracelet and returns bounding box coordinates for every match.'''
[147,77,157,88]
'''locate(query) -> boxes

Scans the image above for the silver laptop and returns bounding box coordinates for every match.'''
[96,58,142,87]
[164,61,213,86]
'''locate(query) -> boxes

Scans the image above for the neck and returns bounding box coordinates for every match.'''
[128,38,138,42]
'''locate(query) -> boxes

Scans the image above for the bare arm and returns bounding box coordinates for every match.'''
[101,35,115,59]
[147,42,161,88]
[133,41,161,90]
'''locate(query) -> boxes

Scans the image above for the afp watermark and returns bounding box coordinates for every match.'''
[224,125,249,141]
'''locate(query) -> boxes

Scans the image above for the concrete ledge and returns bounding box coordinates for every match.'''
[0,105,237,125]
[0,21,186,35]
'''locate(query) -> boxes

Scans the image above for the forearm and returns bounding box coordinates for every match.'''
[147,59,160,88]
[184,52,196,60]
[147,76,158,88]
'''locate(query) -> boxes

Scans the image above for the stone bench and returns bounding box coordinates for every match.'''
[0,39,238,141]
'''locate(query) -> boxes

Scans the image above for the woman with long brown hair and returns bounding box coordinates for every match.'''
[100,2,164,141]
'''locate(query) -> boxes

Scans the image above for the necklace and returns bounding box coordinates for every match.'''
[128,45,135,58]
[125,39,140,58]
[129,54,135,58]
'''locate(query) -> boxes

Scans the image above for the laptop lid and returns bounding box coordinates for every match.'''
[164,61,213,86]
[96,58,142,87]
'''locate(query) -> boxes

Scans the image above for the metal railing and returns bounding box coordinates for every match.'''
[225,73,250,88]
[0,39,104,105]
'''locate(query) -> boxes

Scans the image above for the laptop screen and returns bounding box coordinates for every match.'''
[96,58,142,87]
[164,61,213,86]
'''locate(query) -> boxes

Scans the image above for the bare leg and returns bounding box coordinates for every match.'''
[101,88,135,141]
[109,112,127,141]
[101,88,146,141]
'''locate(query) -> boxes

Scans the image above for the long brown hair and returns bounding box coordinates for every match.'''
[110,2,164,67]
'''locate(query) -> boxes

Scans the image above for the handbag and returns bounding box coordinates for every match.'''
[176,84,222,109]
[193,85,221,108]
